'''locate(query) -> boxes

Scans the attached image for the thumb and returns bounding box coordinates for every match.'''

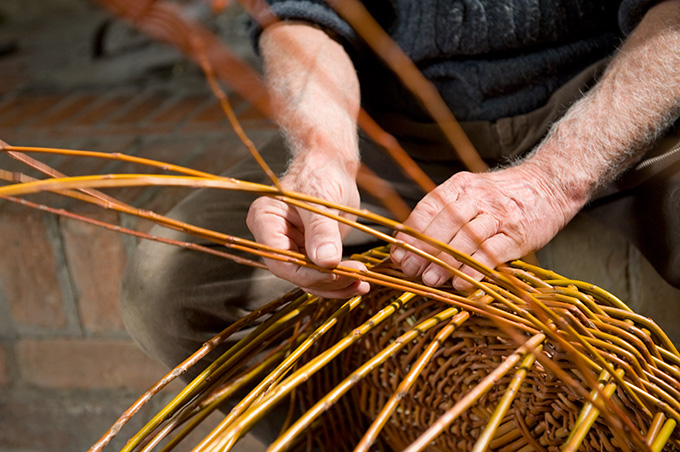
[301,210,343,268]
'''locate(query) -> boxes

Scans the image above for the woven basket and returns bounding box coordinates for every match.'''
[286,247,680,452]
[90,246,680,452]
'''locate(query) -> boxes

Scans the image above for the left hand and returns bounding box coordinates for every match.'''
[390,164,577,291]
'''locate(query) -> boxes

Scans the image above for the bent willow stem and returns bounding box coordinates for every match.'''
[2,0,678,450]
[1,140,679,451]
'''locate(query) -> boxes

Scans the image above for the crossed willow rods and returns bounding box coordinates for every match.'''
[1,139,680,451]
[1,0,679,450]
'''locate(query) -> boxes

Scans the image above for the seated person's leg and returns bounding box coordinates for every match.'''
[120,135,295,382]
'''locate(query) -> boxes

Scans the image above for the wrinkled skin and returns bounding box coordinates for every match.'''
[247,157,370,298]
[391,166,573,292]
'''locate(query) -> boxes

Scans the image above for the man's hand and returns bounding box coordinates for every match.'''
[390,165,576,291]
[247,156,370,298]
[250,22,367,298]
[392,0,680,291]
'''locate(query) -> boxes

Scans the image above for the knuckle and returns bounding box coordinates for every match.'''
[478,240,504,265]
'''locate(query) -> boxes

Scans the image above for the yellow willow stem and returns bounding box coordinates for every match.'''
[651,419,677,452]
[525,293,653,420]
[2,145,222,179]
[201,294,368,443]
[354,307,477,452]
[1,145,439,281]
[403,333,546,452]
[492,283,654,441]
[150,339,303,452]
[647,412,667,446]
[0,169,508,294]
[472,346,541,452]
[197,292,419,452]
[562,369,626,452]
[623,382,680,427]
[269,307,466,452]
[0,171,549,334]
[0,166,546,332]
[119,293,315,452]
[600,306,680,358]
[535,286,607,317]
[87,290,300,452]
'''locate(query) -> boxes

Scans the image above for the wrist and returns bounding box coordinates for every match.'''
[516,151,591,222]
[287,146,360,179]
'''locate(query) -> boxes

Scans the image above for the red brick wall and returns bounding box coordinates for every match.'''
[0,82,276,451]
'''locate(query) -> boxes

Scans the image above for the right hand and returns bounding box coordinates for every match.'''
[246,155,370,298]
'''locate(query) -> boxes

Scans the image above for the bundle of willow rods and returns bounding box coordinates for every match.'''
[1,142,679,452]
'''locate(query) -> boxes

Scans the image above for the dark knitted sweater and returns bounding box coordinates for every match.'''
[255,0,660,122]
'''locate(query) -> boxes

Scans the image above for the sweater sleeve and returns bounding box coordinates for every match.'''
[249,1,364,58]
[618,0,665,34]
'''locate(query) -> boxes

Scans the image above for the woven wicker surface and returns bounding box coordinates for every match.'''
[95,246,677,452]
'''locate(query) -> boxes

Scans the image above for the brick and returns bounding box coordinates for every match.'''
[0,212,67,330]
[103,135,207,205]
[0,344,9,386]
[147,92,209,125]
[0,96,24,118]
[191,99,230,123]
[182,100,231,131]
[0,59,27,95]
[0,93,69,129]
[0,388,262,452]
[16,338,169,390]
[0,390,158,452]
[29,93,100,129]
[68,92,137,127]
[106,91,169,126]
[61,212,127,334]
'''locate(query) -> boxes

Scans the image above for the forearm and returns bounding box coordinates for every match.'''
[523,0,680,215]
[259,22,361,175]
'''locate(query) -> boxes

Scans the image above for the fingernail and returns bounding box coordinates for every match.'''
[452,277,473,294]
[422,269,443,287]
[315,243,338,263]
[391,247,405,263]
[401,256,420,277]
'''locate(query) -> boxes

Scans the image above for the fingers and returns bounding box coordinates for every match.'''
[298,206,344,268]
[247,195,370,297]
[301,260,371,298]
[451,233,516,292]
[389,170,539,292]
[420,213,500,286]
[391,192,479,281]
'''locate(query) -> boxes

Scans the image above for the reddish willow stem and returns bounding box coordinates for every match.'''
[0,165,668,452]
[2,3,676,451]
[192,35,282,191]
[0,162,661,450]
[0,148,538,336]
[94,0,270,115]
[1,195,266,270]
